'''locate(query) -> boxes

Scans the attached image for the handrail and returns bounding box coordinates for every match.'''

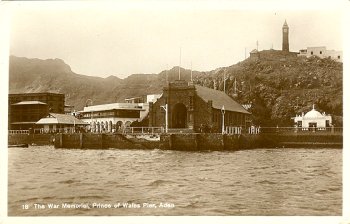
[8,130,29,134]
[8,126,343,135]
[124,127,164,134]
[259,126,342,134]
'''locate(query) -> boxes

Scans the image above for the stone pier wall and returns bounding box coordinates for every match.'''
[9,132,342,150]
[8,133,54,146]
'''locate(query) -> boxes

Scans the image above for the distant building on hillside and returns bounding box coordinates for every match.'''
[282,20,289,52]
[249,49,259,60]
[8,92,65,130]
[298,46,342,62]
[249,20,297,61]
[250,20,342,63]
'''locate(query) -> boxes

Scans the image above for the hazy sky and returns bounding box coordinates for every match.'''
[8,1,344,78]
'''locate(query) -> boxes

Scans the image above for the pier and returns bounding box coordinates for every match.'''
[8,127,342,150]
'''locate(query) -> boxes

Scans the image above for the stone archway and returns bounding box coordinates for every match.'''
[172,103,187,128]
[125,121,131,127]
[116,121,123,132]
[96,122,100,133]
[92,121,96,133]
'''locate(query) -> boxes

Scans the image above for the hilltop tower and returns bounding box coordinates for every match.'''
[282,20,289,52]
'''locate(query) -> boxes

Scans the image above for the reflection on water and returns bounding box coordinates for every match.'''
[8,146,342,216]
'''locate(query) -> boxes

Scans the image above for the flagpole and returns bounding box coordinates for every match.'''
[224,73,226,93]
[190,61,193,82]
[179,47,181,80]
[166,64,168,84]
[234,78,237,94]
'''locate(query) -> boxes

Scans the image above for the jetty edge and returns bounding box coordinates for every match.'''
[8,132,342,150]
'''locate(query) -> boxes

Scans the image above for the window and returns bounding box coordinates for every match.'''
[338,56,341,59]
[320,51,322,54]
[311,51,313,55]
[189,96,194,110]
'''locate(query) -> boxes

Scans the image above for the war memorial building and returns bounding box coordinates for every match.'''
[149,80,251,133]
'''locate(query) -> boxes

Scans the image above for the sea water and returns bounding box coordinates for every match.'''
[8,146,342,216]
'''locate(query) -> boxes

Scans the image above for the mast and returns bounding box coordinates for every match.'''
[224,73,226,93]
[179,47,181,80]
[165,65,168,84]
[190,61,193,82]
[234,78,237,94]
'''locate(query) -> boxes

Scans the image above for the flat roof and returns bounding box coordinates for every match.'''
[36,113,87,125]
[12,101,47,106]
[9,92,64,96]
[11,121,37,124]
[82,103,145,113]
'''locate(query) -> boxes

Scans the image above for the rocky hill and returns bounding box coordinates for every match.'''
[192,50,343,126]
[9,56,198,109]
[9,52,343,126]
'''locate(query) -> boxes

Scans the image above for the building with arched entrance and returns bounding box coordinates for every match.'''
[79,103,145,133]
[149,80,251,133]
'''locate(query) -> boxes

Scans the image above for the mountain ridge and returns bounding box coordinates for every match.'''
[9,52,343,126]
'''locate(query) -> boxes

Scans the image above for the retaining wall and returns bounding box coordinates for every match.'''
[8,134,54,146]
[10,132,342,150]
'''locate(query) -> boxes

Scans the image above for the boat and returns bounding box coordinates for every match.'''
[8,143,29,148]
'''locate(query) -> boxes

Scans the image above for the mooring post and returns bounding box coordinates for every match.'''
[59,133,63,148]
[79,133,83,149]
[169,134,172,150]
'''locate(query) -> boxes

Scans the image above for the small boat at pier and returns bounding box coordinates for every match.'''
[8,143,29,148]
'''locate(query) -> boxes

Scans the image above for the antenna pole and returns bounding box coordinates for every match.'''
[224,73,226,93]
[179,47,181,80]
[166,64,168,84]
[190,61,193,82]
[234,78,237,94]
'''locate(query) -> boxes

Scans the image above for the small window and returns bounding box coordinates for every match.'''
[338,56,341,59]
[189,96,194,110]
[320,51,322,54]
[311,51,313,55]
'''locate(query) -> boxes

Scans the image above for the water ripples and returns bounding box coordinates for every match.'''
[8,146,342,216]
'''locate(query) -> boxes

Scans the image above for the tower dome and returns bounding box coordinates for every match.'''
[304,105,323,118]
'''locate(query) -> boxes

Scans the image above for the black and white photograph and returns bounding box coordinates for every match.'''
[0,0,349,223]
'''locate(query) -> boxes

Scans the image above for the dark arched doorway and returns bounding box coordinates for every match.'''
[172,103,187,128]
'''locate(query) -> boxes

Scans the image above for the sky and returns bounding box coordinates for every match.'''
[7,1,344,79]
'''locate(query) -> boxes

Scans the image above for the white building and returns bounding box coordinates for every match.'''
[36,113,87,133]
[293,105,332,130]
[298,46,342,62]
[80,103,146,133]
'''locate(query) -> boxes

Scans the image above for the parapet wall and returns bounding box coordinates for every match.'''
[55,133,145,149]
[8,133,54,146]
